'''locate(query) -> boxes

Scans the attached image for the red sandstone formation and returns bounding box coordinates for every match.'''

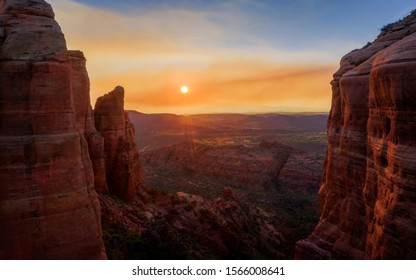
[0,0,106,259]
[101,189,285,259]
[141,141,292,193]
[69,51,108,195]
[296,12,416,259]
[94,86,142,202]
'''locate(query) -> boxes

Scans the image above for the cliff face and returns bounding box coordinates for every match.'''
[69,51,108,195]
[94,86,142,202]
[296,12,416,259]
[0,0,106,259]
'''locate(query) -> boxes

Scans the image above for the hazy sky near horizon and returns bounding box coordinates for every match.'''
[53,0,416,114]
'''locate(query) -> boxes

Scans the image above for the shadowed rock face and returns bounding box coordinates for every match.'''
[94,86,142,202]
[0,0,106,259]
[296,12,416,259]
[69,51,108,195]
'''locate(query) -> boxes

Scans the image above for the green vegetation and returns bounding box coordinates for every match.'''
[380,9,416,33]
[135,114,326,258]
[103,218,219,259]
[102,221,143,259]
[380,21,400,32]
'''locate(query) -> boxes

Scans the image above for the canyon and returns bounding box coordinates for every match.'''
[1,0,415,260]
[131,113,325,259]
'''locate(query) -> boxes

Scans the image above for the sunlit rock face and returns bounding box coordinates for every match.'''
[94,86,142,202]
[0,0,106,259]
[295,12,416,259]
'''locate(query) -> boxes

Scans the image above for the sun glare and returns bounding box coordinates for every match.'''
[180,85,189,94]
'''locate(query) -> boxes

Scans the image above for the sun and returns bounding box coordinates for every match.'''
[180,85,189,94]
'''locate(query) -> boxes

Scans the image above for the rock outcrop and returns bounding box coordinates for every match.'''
[296,11,416,259]
[141,141,293,193]
[0,0,106,259]
[100,188,285,259]
[69,51,108,195]
[94,86,142,202]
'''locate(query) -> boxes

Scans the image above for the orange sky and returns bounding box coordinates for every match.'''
[54,0,345,114]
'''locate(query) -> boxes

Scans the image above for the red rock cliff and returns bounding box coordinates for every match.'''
[296,12,416,259]
[94,86,142,202]
[0,0,106,259]
[69,51,108,195]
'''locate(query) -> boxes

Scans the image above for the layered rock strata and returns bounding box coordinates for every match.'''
[296,12,416,259]
[94,86,142,202]
[69,51,108,195]
[0,0,106,259]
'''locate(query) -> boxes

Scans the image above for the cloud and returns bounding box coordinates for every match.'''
[53,0,339,113]
[92,60,336,114]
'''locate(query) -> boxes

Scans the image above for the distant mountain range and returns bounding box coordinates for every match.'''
[128,110,328,136]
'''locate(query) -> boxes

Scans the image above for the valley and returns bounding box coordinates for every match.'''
[4,0,415,263]
[104,112,328,259]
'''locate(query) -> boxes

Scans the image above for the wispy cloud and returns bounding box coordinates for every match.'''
[53,0,340,113]
[91,60,336,114]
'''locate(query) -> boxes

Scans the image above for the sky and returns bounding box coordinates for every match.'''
[52,0,416,114]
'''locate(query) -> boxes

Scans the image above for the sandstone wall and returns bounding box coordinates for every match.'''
[0,0,106,259]
[296,12,416,259]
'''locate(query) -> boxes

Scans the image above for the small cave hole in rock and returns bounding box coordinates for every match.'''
[380,155,388,168]
[385,117,391,135]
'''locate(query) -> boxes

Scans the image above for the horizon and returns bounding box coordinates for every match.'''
[53,0,416,114]
[127,109,329,117]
